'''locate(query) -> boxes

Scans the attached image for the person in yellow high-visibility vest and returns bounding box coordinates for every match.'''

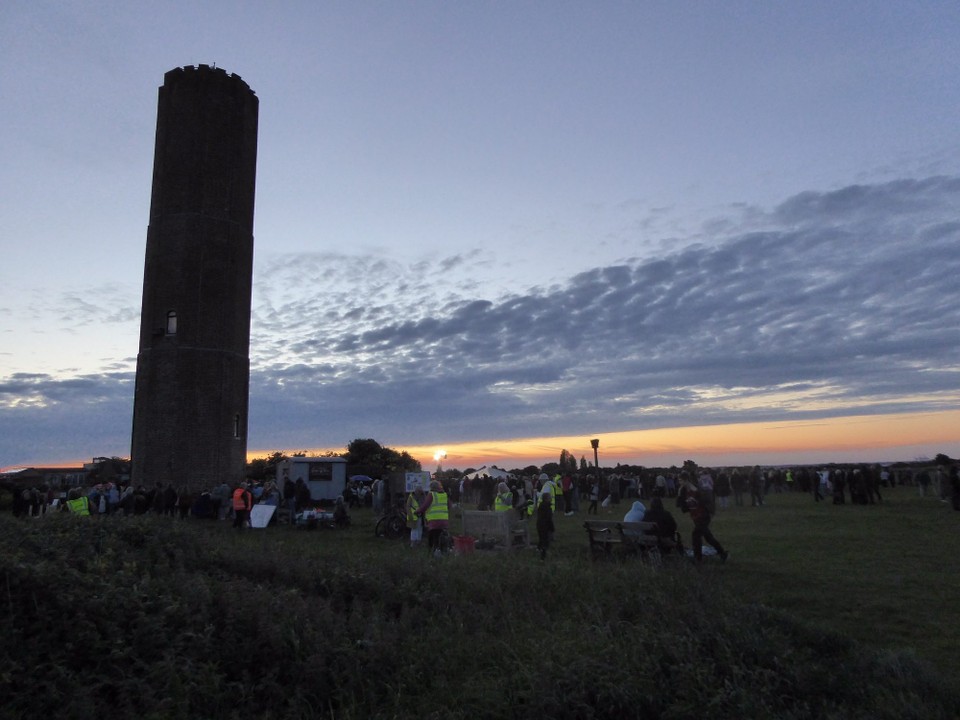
[528,474,556,516]
[493,482,512,512]
[67,495,90,516]
[406,486,425,548]
[541,477,559,512]
[418,480,449,556]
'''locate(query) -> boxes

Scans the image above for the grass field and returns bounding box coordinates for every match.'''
[685,486,960,678]
[388,485,960,677]
[2,485,959,719]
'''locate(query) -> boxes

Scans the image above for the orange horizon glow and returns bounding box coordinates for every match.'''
[8,409,958,474]
[248,408,960,471]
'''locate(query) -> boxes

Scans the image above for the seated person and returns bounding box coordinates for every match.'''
[620,500,647,537]
[333,496,350,527]
[641,497,679,546]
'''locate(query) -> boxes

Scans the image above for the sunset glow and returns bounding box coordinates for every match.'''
[250,408,960,471]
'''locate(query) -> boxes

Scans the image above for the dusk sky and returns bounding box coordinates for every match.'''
[2,2,959,471]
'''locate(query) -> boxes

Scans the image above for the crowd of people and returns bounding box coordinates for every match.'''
[8,462,958,558]
[420,460,960,562]
[5,476,336,527]
[437,462,959,515]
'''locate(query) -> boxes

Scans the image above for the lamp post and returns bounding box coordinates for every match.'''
[590,438,600,471]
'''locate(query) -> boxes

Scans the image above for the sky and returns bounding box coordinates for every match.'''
[2,2,960,471]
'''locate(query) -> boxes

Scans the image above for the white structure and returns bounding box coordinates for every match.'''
[463,465,512,481]
[275,457,347,503]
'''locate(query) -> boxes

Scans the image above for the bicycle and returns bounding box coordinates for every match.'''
[374,505,408,540]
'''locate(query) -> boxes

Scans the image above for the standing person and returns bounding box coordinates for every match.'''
[213,480,231,520]
[106,484,120,514]
[832,469,846,504]
[407,486,424,547]
[536,474,553,507]
[530,474,559,516]
[730,469,745,507]
[749,467,764,507]
[282,475,296,523]
[713,471,730,510]
[164,484,179,517]
[562,474,575,516]
[654,473,667,498]
[587,477,599,515]
[152,482,166,514]
[232,482,252,529]
[296,478,312,513]
[536,491,555,560]
[678,472,728,563]
[494,482,513,512]
[418,480,449,557]
[608,474,621,508]
[950,464,960,512]
[119,485,136,515]
[698,469,716,515]
[371,477,383,514]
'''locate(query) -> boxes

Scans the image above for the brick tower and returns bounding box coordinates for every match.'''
[131,65,258,494]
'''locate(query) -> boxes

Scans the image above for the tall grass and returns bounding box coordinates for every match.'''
[1,488,958,719]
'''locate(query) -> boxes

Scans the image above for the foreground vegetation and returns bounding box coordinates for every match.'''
[2,487,958,719]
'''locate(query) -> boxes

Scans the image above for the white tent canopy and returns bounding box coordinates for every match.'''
[463,465,512,481]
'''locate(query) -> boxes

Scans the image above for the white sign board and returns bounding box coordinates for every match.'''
[405,472,431,493]
[249,504,277,529]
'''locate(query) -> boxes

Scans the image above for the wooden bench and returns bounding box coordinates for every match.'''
[584,520,683,563]
[583,520,625,558]
[462,510,529,549]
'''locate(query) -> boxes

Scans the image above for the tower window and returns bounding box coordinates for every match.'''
[166,311,178,335]
[233,413,241,439]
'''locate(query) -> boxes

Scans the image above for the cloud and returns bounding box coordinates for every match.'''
[0,371,134,465]
[2,175,959,464]
[244,175,960,447]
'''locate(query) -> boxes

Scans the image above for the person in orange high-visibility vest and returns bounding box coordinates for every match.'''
[232,482,253,529]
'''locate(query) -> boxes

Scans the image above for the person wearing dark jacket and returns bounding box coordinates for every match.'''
[642,497,678,540]
[678,473,728,563]
[536,491,555,560]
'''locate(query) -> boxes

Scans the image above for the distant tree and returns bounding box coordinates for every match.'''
[345,439,420,477]
[436,468,461,482]
[346,439,383,468]
[388,449,421,474]
[245,451,287,481]
[246,458,269,481]
[558,449,578,475]
[541,462,560,478]
[580,456,589,472]
[935,453,953,465]
[522,465,540,477]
